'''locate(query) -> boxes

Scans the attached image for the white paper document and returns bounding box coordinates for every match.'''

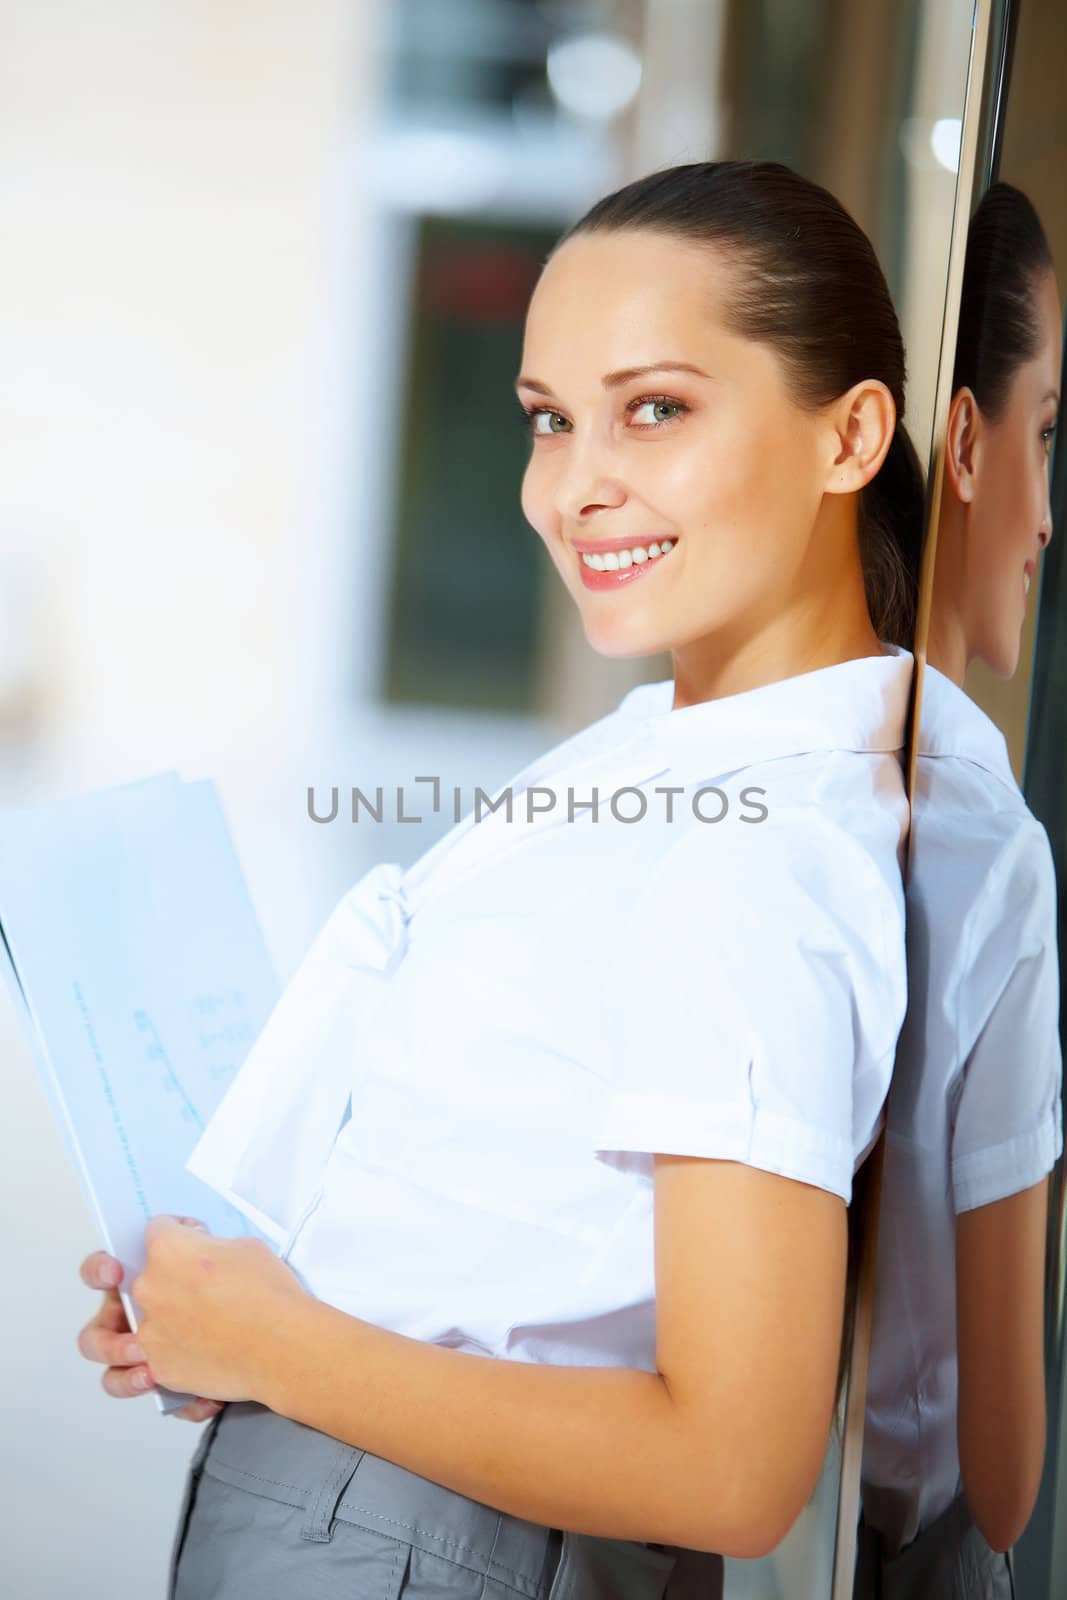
[0,771,280,1413]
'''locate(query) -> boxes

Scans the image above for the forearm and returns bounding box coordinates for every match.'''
[956,1180,1050,1551]
[256,1296,723,1552]
[959,1383,1045,1553]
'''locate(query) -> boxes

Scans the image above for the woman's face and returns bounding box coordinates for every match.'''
[515,230,843,664]
[966,265,1062,678]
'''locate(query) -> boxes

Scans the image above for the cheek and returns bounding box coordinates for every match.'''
[661,420,801,548]
[981,433,1043,558]
[520,458,556,544]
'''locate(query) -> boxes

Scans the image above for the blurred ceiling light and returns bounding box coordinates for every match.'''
[546,32,642,122]
[898,115,962,175]
[930,117,962,172]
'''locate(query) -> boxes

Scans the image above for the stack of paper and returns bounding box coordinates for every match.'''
[0,771,280,1413]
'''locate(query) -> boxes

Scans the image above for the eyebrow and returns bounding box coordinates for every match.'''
[1043,389,1061,406]
[514,361,714,397]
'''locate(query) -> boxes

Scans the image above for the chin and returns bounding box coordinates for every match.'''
[986,638,1022,681]
[581,616,665,660]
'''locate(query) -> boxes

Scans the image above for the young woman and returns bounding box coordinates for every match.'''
[859,182,1064,1599]
[76,160,921,1599]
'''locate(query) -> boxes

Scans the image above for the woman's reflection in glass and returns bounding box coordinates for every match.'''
[858,183,1065,1600]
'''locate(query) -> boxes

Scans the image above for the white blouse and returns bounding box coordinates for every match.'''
[861,663,1064,1554]
[187,647,913,1370]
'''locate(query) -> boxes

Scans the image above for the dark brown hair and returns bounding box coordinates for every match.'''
[558,159,924,648]
[953,180,1055,421]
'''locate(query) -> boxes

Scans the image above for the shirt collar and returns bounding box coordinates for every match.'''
[914,662,1021,795]
[614,643,914,781]
[401,646,913,913]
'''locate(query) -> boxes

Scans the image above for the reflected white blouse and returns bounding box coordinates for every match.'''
[187,647,913,1370]
[862,664,1064,1553]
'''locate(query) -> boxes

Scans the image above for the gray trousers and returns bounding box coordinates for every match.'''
[853,1490,1015,1600]
[168,1400,725,1599]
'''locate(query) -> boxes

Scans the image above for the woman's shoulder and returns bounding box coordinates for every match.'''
[605,772,907,1077]
[650,743,908,884]
[625,780,906,969]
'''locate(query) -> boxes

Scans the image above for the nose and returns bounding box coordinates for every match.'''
[553,436,628,525]
[559,475,628,525]
[572,492,626,525]
[1039,509,1053,550]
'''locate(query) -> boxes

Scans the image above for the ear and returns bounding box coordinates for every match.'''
[821,380,896,497]
[943,386,979,504]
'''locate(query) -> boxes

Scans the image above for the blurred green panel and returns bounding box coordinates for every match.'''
[384,214,558,713]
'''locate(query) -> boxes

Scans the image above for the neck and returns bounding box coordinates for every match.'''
[670,611,884,710]
[924,491,969,688]
[925,611,968,688]
[670,510,886,710]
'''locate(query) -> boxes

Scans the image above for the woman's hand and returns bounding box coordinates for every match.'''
[130,1215,309,1403]
[78,1234,225,1423]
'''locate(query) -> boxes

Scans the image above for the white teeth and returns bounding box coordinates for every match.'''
[580,540,677,571]
[1024,571,1031,595]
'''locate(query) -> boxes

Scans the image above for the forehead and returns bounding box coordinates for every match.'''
[522,230,739,372]
[1037,267,1064,374]
[1013,267,1066,401]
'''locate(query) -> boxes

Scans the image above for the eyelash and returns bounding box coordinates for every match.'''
[515,393,690,436]
[1041,425,1057,447]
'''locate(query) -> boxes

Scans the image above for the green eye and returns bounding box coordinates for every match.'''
[632,399,685,426]
[534,411,571,435]
[516,402,571,437]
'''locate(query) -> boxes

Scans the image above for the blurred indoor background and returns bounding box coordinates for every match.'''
[0,3,974,1594]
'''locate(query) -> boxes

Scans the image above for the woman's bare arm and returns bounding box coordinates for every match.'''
[956,1176,1050,1552]
[254,1155,847,1559]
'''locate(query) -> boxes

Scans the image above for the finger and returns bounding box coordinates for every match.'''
[78,1320,146,1367]
[88,1296,131,1335]
[101,1363,156,1399]
[80,1252,124,1290]
[173,1399,225,1423]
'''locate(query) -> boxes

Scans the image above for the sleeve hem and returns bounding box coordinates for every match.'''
[953,1101,1064,1213]
[592,1092,854,1204]
[185,1152,290,1250]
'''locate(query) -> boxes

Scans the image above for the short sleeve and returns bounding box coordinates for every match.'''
[591,815,905,1205]
[952,821,1064,1214]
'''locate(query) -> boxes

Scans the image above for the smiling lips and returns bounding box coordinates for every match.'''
[574,537,677,590]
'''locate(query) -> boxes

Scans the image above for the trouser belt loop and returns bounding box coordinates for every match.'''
[299,1442,367,1543]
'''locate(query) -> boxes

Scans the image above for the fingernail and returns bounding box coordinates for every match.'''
[124,1342,147,1365]
[100,1262,121,1287]
[132,1370,155,1391]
